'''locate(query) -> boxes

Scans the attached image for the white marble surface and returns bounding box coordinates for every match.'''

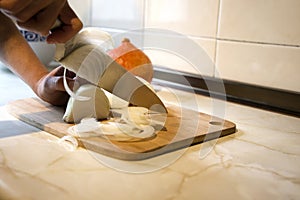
[0,64,36,107]
[0,87,299,200]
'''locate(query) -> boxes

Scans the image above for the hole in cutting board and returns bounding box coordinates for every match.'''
[209,121,223,126]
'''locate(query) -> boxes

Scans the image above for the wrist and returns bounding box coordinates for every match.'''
[32,70,49,96]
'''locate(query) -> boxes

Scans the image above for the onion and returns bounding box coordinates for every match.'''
[63,84,110,123]
[67,112,156,141]
[97,122,155,139]
[107,38,154,83]
[63,67,90,101]
[57,135,78,151]
[122,107,150,125]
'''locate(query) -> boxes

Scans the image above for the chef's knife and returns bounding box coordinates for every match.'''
[55,28,167,113]
[98,60,167,113]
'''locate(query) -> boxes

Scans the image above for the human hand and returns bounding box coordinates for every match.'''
[36,66,76,106]
[0,0,82,43]
[46,2,83,43]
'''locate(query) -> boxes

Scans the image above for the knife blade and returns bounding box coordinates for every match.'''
[98,60,167,113]
[55,28,167,113]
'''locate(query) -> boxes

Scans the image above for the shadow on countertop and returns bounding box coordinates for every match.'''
[0,120,40,138]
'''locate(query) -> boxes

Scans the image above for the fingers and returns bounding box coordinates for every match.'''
[1,0,80,40]
[9,0,53,23]
[2,0,82,42]
[0,0,33,15]
[17,0,66,36]
[47,2,83,43]
[36,66,77,106]
[48,76,75,92]
[47,18,82,43]
[50,66,76,78]
[43,66,76,92]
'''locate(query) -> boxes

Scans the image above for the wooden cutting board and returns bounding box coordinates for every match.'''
[7,98,236,160]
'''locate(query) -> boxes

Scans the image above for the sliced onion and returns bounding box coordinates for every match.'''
[99,122,131,135]
[123,125,155,139]
[63,67,90,101]
[68,118,100,137]
[112,107,151,126]
[66,105,161,141]
[68,118,155,140]
[57,135,78,151]
[74,118,100,133]
[96,122,155,139]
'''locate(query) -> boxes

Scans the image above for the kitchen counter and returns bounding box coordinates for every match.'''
[0,87,299,200]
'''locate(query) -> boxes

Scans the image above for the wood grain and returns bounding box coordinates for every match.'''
[7,98,236,160]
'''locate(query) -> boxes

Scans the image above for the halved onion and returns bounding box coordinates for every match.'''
[63,84,110,123]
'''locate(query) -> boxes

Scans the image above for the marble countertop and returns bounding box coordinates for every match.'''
[0,87,299,200]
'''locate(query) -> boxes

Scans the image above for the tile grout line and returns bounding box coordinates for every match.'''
[88,0,93,26]
[97,27,300,49]
[142,0,147,48]
[214,0,223,78]
[215,37,300,48]
[187,35,300,48]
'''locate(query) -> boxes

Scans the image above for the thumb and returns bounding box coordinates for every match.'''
[49,76,75,92]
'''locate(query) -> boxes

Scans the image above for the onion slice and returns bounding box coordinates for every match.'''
[57,135,78,151]
[68,118,101,137]
[98,122,155,139]
[63,67,90,101]
[67,117,155,141]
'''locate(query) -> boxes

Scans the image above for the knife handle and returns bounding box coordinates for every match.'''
[51,19,62,30]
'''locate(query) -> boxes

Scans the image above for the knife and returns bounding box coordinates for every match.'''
[98,60,167,113]
[55,28,167,113]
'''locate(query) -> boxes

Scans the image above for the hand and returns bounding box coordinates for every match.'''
[36,66,76,106]
[46,2,83,43]
[0,0,66,34]
[0,0,82,43]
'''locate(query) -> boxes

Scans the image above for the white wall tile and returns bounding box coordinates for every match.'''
[144,34,216,76]
[87,0,300,93]
[218,0,300,45]
[216,41,300,92]
[91,0,144,30]
[111,29,146,51]
[145,0,220,37]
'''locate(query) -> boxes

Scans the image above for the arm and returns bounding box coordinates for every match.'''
[0,12,76,106]
[0,11,49,93]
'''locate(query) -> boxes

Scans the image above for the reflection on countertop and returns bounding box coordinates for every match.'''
[0,77,299,199]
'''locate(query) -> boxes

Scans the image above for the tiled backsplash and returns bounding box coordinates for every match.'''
[72,0,300,93]
[217,0,300,46]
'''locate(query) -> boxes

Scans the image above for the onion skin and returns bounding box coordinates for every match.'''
[107,38,154,83]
